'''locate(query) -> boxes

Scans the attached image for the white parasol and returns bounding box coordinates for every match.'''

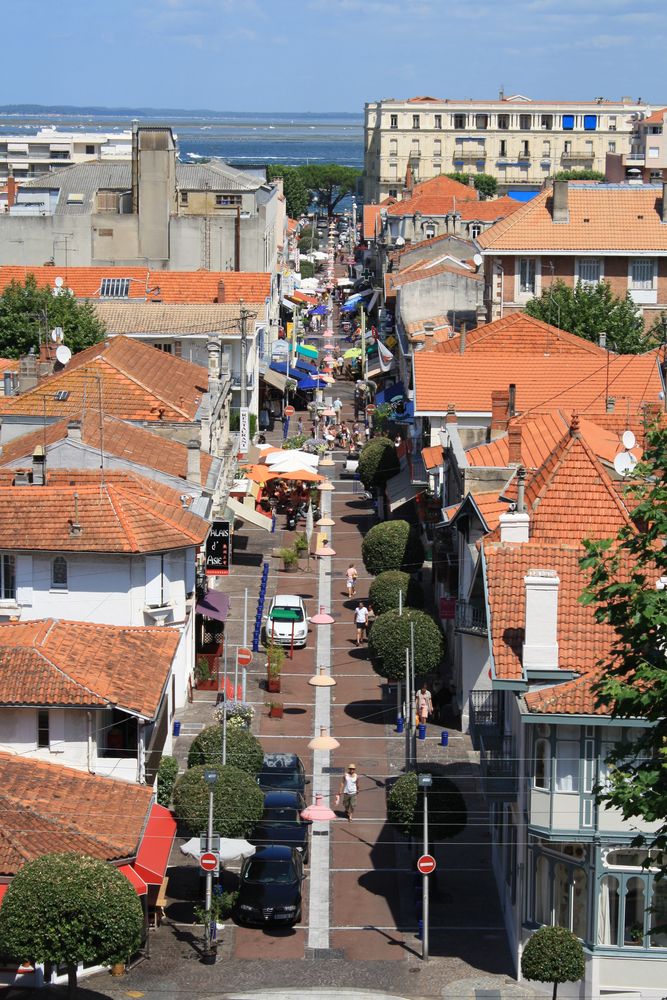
[180,837,256,863]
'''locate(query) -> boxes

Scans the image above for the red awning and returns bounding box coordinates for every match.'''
[119,864,148,895]
[0,883,8,904]
[134,803,177,885]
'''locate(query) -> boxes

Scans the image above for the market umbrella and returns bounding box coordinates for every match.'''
[265,449,319,467]
[271,468,324,483]
[180,837,256,863]
[239,465,282,484]
[343,347,362,359]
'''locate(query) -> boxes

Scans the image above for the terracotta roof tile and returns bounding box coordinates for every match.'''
[524,670,607,715]
[640,108,667,126]
[421,444,444,469]
[0,469,208,552]
[447,490,509,532]
[432,312,607,357]
[0,753,152,875]
[385,258,481,299]
[0,359,18,374]
[411,174,480,199]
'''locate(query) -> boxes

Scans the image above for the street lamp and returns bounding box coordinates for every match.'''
[308,665,337,687]
[308,726,340,750]
[417,773,433,962]
[203,769,218,962]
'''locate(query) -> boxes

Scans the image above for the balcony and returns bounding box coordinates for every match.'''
[479,732,517,800]
[455,600,487,635]
[454,150,486,163]
[469,689,503,743]
[561,149,595,163]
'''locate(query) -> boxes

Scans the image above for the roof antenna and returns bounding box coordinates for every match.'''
[70,491,82,536]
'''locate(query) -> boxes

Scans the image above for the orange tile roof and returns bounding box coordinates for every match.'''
[386,193,478,217]
[0,753,152,875]
[432,312,607,358]
[405,315,452,343]
[287,218,299,234]
[477,184,667,253]
[484,541,615,683]
[447,490,509,532]
[0,469,208,553]
[421,444,444,469]
[411,174,480,200]
[640,108,667,126]
[0,336,207,421]
[363,204,383,241]
[524,670,607,715]
[413,351,663,416]
[0,359,18,374]
[0,267,271,304]
[385,258,481,299]
[0,619,178,717]
[0,411,214,484]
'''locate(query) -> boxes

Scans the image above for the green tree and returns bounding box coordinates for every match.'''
[173,764,264,838]
[521,925,585,1000]
[580,422,667,879]
[267,165,309,218]
[525,279,652,353]
[554,168,605,181]
[368,607,443,682]
[297,231,320,252]
[387,771,467,839]
[157,755,179,807]
[472,174,497,199]
[368,570,424,616]
[361,520,425,575]
[358,436,400,490]
[445,172,473,187]
[0,853,143,997]
[187,725,264,775]
[299,164,361,216]
[0,275,105,358]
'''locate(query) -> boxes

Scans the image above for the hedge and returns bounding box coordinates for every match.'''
[361,520,424,576]
[157,755,179,807]
[521,925,585,996]
[358,437,400,490]
[387,772,467,840]
[187,726,264,775]
[173,765,264,838]
[368,570,424,616]
[368,607,443,681]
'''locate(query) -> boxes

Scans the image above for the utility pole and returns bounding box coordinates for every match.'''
[418,773,433,961]
[203,769,218,960]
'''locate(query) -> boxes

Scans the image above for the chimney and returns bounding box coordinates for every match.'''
[499,467,530,543]
[606,396,615,413]
[459,324,467,354]
[508,423,522,465]
[70,491,83,536]
[6,176,17,210]
[445,403,457,424]
[490,389,510,440]
[67,419,82,442]
[186,439,201,486]
[508,383,516,418]
[662,182,667,224]
[217,279,226,303]
[552,180,569,224]
[32,446,46,486]
[598,330,607,348]
[522,569,560,671]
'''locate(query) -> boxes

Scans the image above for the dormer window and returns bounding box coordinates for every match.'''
[100,277,130,298]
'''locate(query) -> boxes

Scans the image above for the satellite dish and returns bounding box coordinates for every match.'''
[54,276,64,288]
[395,236,405,246]
[51,326,64,342]
[473,253,483,266]
[622,429,636,450]
[55,344,72,366]
[613,452,637,477]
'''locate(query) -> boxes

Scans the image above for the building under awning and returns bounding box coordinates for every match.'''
[261,367,288,392]
[226,496,273,532]
[134,803,177,887]
[386,465,423,513]
[195,590,231,622]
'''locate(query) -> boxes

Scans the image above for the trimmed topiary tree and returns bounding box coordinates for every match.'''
[173,764,264,838]
[0,853,144,995]
[387,772,467,840]
[157,755,179,807]
[368,607,443,681]
[358,437,400,490]
[521,925,585,1000]
[187,725,263,775]
[361,520,424,576]
[368,570,424,616]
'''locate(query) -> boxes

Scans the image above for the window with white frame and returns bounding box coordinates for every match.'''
[555,735,580,792]
[0,553,15,600]
[630,258,655,290]
[470,223,482,239]
[534,737,551,789]
[519,258,537,294]
[577,258,602,287]
[51,556,68,590]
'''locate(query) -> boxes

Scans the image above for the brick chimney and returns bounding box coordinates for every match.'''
[217,279,226,303]
[552,180,569,224]
[490,389,510,440]
[499,467,529,543]
[445,402,457,424]
[459,324,467,355]
[6,176,17,210]
[508,423,522,465]
[66,420,82,442]
[523,569,560,671]
[186,439,201,486]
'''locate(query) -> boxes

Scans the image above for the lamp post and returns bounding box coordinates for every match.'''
[311,194,319,257]
[203,769,218,961]
[418,772,433,962]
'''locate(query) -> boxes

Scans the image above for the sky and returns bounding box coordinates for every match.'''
[3,0,667,113]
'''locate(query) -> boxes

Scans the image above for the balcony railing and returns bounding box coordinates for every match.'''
[479,732,517,800]
[454,150,486,162]
[469,689,504,748]
[455,600,487,635]
[561,149,595,162]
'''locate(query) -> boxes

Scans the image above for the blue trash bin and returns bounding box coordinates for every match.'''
[418,723,426,741]
[396,716,405,734]
[440,730,449,747]
[173,720,181,737]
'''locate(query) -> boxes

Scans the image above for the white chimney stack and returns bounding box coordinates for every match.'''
[499,467,529,543]
[523,569,560,671]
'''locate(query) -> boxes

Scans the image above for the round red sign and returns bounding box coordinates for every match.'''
[417,854,436,875]
[366,404,377,414]
[284,405,295,417]
[200,852,218,872]
[237,647,253,667]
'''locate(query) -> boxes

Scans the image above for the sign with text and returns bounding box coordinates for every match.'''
[239,407,250,454]
[205,520,230,576]
[439,597,456,620]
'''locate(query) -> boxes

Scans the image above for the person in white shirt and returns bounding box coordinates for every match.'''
[354,601,369,646]
[415,683,433,724]
[336,763,359,820]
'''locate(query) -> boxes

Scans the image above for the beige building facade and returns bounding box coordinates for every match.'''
[364,94,658,201]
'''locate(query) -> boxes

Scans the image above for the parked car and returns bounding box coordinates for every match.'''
[257,753,306,794]
[265,594,308,649]
[251,790,310,863]
[234,845,305,926]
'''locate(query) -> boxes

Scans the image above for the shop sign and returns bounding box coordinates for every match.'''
[206,520,230,576]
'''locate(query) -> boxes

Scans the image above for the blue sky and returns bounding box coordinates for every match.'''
[4,0,667,112]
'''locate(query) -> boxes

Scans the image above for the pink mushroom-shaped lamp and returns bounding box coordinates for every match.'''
[301,794,336,822]
[310,606,335,625]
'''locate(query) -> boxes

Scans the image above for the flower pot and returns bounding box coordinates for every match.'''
[196,678,218,691]
[267,675,281,693]
[110,963,125,977]
[201,948,217,965]
[269,704,284,719]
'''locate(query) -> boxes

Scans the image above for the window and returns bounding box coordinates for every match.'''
[85,144,95,155]
[519,258,536,294]
[499,139,507,157]
[630,258,655,290]
[388,188,398,198]
[564,139,572,154]
[66,193,84,205]
[609,115,617,131]
[519,114,532,130]
[216,194,242,206]
[412,114,420,130]
[521,141,530,157]
[424,223,436,239]
[470,223,482,239]
[577,258,602,287]
[431,114,441,130]
[555,738,580,792]
[390,114,398,129]
[598,874,620,945]
[51,556,68,590]
[624,877,646,946]
[37,709,50,749]
[584,114,597,131]
[543,140,551,157]
[541,114,553,130]
[649,146,660,159]
[0,553,15,600]
[476,114,488,130]
[389,139,398,156]
[534,738,551,789]
[433,139,441,156]
[454,114,466,130]
[498,114,510,130]
[650,880,667,948]
[180,191,189,206]
[100,277,130,298]
[563,114,575,130]
[608,141,616,153]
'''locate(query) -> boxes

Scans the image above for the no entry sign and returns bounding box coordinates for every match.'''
[284,405,295,417]
[366,404,376,415]
[417,854,436,875]
[200,852,219,872]
[237,647,253,667]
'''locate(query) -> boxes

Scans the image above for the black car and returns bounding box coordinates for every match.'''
[234,845,304,926]
[251,791,310,863]
[257,753,306,795]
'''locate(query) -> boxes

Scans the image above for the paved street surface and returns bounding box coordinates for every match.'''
[76,270,536,1000]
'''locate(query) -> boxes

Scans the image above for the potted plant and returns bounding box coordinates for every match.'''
[266,643,284,693]
[195,655,217,691]
[267,701,284,719]
[294,533,309,556]
[278,546,299,572]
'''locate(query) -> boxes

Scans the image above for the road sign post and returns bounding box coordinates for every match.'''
[202,770,218,963]
[418,774,433,961]
[200,852,219,873]
[237,647,253,667]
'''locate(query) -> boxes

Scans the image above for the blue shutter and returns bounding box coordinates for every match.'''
[584,115,597,131]
[562,115,574,130]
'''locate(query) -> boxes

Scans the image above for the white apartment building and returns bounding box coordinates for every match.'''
[0,127,131,182]
[364,94,658,201]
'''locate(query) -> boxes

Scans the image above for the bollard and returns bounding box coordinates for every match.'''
[173,720,181,737]
[396,716,405,734]
[440,730,449,747]
[417,918,423,941]
[418,722,426,741]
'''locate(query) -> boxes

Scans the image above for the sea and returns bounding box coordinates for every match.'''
[0,106,365,171]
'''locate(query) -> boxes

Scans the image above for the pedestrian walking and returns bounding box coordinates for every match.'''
[415,683,433,725]
[354,600,369,646]
[366,602,376,637]
[333,396,343,417]
[336,763,359,821]
[297,416,303,435]
[345,563,358,597]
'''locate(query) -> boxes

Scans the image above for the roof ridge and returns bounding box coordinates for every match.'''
[27,621,109,705]
[477,188,550,249]
[105,481,141,552]
[121,482,205,543]
[100,348,193,420]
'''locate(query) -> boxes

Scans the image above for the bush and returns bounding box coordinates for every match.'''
[173,765,264,838]
[187,726,264,775]
[387,772,467,840]
[368,607,443,681]
[157,755,179,807]
[300,260,315,279]
[213,699,255,728]
[278,546,299,568]
[554,168,605,181]
[361,520,424,575]
[358,436,400,490]
[368,570,424,616]
[521,925,585,998]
